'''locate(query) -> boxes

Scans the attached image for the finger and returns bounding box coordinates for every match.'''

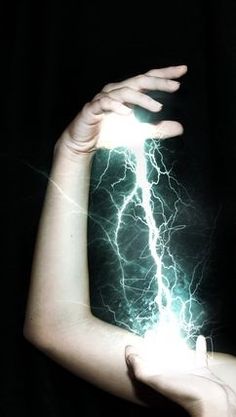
[195,335,208,368]
[103,75,180,93]
[125,345,145,363]
[107,87,163,112]
[88,96,133,116]
[126,352,155,381]
[146,65,188,79]
[125,345,137,361]
[148,120,184,139]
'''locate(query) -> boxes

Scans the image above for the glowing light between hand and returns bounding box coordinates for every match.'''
[99,112,151,150]
[142,320,194,373]
[93,109,207,372]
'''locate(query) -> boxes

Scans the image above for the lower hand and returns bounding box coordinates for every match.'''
[125,336,236,417]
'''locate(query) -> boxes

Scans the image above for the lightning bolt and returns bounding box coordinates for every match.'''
[89,113,210,369]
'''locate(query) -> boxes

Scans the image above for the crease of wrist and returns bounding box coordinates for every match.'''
[55,140,96,161]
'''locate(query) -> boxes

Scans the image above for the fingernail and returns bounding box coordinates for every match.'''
[176,65,188,71]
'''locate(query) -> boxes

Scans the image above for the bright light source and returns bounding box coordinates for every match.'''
[93,109,206,371]
[143,320,194,374]
[99,112,150,150]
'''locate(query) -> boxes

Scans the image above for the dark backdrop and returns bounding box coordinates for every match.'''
[4,1,236,416]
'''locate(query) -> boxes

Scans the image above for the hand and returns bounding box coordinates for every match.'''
[125,336,236,417]
[58,65,187,155]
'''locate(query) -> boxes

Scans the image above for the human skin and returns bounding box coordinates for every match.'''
[23,65,236,408]
[126,336,236,416]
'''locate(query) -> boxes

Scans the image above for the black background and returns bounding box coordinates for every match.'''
[4,1,236,416]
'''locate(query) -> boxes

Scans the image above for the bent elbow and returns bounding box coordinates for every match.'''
[23,317,52,351]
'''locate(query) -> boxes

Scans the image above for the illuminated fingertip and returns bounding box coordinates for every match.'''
[196,335,207,352]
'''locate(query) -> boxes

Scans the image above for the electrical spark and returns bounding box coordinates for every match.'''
[89,112,209,370]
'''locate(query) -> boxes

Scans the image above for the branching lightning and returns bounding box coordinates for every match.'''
[89,112,210,369]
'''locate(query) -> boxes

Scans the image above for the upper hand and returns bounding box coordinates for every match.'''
[58,65,187,155]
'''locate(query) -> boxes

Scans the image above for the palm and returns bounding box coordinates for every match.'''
[126,336,236,417]
[144,367,225,413]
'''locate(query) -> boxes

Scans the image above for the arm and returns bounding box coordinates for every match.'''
[23,65,186,404]
[24,145,143,401]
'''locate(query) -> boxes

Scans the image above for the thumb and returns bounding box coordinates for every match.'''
[195,335,208,368]
[144,120,184,140]
[125,345,157,380]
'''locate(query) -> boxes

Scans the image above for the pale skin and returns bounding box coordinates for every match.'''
[126,336,236,416]
[24,65,236,411]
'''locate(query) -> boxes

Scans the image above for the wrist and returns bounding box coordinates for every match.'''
[54,133,96,164]
[50,137,94,186]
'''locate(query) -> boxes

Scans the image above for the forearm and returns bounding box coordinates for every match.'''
[24,139,94,336]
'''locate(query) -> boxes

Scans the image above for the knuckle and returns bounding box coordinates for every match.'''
[92,92,103,101]
[135,74,147,86]
[100,95,111,105]
[102,83,114,92]
[81,102,92,113]
[135,74,144,81]
[106,91,114,99]
[80,102,94,119]
[145,69,153,75]
[121,86,131,94]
